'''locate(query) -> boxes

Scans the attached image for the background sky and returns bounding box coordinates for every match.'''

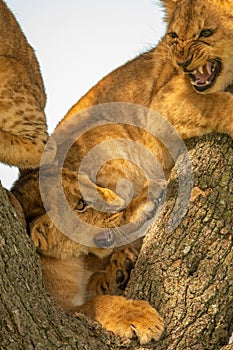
[2,2,233,344]
[2,1,165,189]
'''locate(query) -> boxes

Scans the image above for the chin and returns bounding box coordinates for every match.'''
[91,246,113,258]
[194,83,221,94]
[192,75,228,94]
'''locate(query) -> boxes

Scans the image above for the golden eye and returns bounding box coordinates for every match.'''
[75,199,87,212]
[199,29,214,38]
[168,32,179,39]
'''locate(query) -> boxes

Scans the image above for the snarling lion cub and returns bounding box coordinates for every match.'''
[63,0,233,140]
[12,0,233,345]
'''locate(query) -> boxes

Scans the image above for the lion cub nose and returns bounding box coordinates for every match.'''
[176,56,193,70]
[94,231,115,248]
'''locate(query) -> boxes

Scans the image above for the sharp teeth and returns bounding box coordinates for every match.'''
[206,62,213,75]
[198,66,204,75]
[206,81,210,85]
[193,70,197,74]
[211,63,216,73]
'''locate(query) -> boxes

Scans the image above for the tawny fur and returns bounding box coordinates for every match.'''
[0,0,48,168]
[12,0,233,345]
[61,0,233,140]
[12,166,165,344]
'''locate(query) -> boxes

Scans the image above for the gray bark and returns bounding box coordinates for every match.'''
[0,133,232,350]
[0,185,137,350]
[127,133,233,350]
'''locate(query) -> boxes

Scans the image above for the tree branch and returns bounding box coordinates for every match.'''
[1,133,232,349]
[127,134,233,350]
[0,184,139,350]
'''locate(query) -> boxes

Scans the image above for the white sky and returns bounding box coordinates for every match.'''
[1,1,166,189]
[2,2,233,344]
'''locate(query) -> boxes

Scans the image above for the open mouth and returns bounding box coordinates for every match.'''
[189,59,222,92]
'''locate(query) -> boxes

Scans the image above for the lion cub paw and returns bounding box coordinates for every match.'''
[114,299,164,344]
[30,215,49,251]
[85,295,164,345]
[87,246,138,297]
[106,246,138,292]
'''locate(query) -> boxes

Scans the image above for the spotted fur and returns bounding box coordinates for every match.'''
[0,1,47,168]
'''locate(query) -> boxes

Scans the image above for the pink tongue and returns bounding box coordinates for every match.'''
[195,71,209,84]
[194,63,213,84]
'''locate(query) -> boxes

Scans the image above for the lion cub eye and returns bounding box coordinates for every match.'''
[168,32,179,39]
[75,199,88,212]
[199,29,214,38]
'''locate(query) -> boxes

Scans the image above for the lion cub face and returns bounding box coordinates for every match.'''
[37,166,166,260]
[163,0,233,93]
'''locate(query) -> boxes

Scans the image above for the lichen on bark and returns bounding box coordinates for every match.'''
[127,133,233,350]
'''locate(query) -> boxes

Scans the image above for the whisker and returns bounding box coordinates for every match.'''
[113,225,131,245]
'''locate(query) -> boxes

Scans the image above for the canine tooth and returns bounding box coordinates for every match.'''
[193,70,197,74]
[211,63,216,72]
[206,62,213,75]
[206,81,210,85]
[198,66,204,75]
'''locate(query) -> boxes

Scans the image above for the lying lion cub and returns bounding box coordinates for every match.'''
[12,162,166,345]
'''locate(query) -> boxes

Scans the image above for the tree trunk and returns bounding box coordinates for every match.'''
[0,184,137,350]
[0,133,232,350]
[127,133,233,350]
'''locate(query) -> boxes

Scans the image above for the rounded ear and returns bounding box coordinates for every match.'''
[78,173,126,212]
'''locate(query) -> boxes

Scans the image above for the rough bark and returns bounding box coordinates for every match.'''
[127,133,233,350]
[0,184,138,350]
[0,133,232,350]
